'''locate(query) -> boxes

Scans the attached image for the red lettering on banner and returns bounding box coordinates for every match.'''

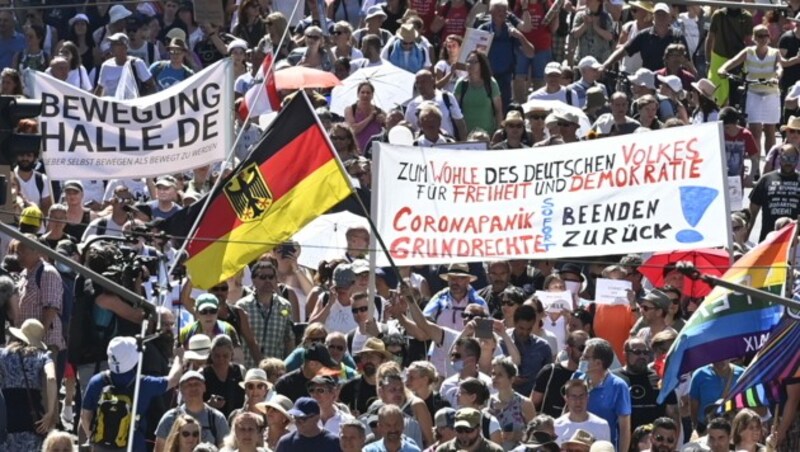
[429,162,480,185]
[389,235,537,259]
[621,137,704,166]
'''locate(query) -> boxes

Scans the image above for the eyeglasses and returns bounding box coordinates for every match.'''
[181,430,200,438]
[557,121,573,127]
[461,312,485,320]
[639,305,655,312]
[169,49,184,55]
[210,286,228,292]
[245,383,267,390]
[254,273,276,280]
[627,348,649,355]
[327,344,346,351]
[333,30,346,35]
[351,306,369,314]
[732,225,743,232]
[450,352,461,360]
[755,34,770,39]
[528,114,547,120]
[402,40,415,47]
[198,308,218,315]
[455,426,476,434]
[654,434,676,444]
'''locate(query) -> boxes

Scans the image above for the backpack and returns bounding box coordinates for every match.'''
[91,371,135,449]
[68,276,113,365]
[441,92,463,141]
[457,80,496,123]
[127,57,155,96]
[95,217,109,236]
[34,263,74,341]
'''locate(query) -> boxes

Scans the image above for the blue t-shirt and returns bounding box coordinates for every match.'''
[83,370,169,451]
[587,372,632,449]
[149,61,193,91]
[148,201,182,220]
[478,16,522,76]
[689,364,745,424]
[276,430,342,452]
[364,438,421,452]
[0,33,25,71]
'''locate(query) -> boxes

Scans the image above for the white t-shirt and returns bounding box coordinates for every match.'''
[321,409,355,437]
[103,178,150,202]
[128,41,160,66]
[528,86,581,107]
[332,46,363,61]
[78,180,106,204]
[350,58,385,72]
[554,413,611,445]
[405,91,464,138]
[543,314,568,354]
[15,169,51,206]
[434,60,467,94]
[440,370,496,408]
[97,57,153,96]
[81,215,127,242]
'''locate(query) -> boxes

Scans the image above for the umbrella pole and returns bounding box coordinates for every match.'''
[676,261,800,311]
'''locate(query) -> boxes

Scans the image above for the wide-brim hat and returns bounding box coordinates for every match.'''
[396,8,420,24]
[553,111,580,126]
[365,5,387,21]
[353,337,392,359]
[109,5,133,24]
[239,368,269,389]
[502,110,525,127]
[781,115,800,131]
[256,394,294,421]
[691,78,717,102]
[562,429,595,450]
[439,263,478,282]
[184,334,212,361]
[657,74,686,100]
[396,23,418,42]
[629,1,655,12]
[9,319,46,350]
[167,37,188,51]
[627,68,656,90]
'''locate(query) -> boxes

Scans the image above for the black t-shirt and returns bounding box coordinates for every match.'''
[612,368,677,433]
[749,170,800,242]
[533,362,575,418]
[202,364,246,419]
[339,376,377,416]
[274,369,311,401]
[779,31,800,92]
[509,267,543,296]
[625,28,690,71]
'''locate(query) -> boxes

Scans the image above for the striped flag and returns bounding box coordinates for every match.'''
[657,224,796,403]
[721,305,800,411]
[237,47,282,121]
[166,93,353,288]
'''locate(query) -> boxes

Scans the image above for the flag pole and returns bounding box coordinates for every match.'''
[676,261,800,311]
[165,0,302,280]
[299,93,404,288]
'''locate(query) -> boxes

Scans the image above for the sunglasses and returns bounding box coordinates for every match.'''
[528,114,547,120]
[455,426,476,434]
[327,344,346,351]
[788,129,800,135]
[245,383,267,390]
[627,348,649,355]
[506,123,523,128]
[654,434,676,444]
[351,306,369,314]
[502,300,519,307]
[181,430,200,438]
[198,309,218,315]
[755,34,770,38]
[254,273,276,280]
[461,312,485,320]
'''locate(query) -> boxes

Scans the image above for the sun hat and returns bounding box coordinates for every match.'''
[9,319,46,350]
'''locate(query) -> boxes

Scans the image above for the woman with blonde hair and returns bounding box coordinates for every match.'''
[41,430,75,451]
[222,411,267,452]
[372,362,434,447]
[404,361,449,421]
[163,414,201,452]
[731,409,766,452]
[264,12,294,60]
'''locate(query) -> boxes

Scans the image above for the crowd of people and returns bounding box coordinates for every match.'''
[2,0,800,451]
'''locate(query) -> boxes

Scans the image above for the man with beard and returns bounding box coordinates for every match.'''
[423,263,487,331]
[646,417,680,452]
[436,407,503,452]
[532,331,589,418]
[477,261,518,319]
[14,148,52,214]
[276,398,342,452]
[364,405,421,452]
[339,338,390,415]
[613,338,680,437]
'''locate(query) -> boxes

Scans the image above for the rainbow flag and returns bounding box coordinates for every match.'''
[722,303,800,412]
[657,224,795,403]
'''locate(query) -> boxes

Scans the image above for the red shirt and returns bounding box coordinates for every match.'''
[410,0,439,36]
[514,0,554,52]
[438,2,470,39]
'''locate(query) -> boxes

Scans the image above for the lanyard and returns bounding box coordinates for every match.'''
[258,295,275,345]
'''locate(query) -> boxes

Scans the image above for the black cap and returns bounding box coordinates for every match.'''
[307,375,338,390]
[559,263,585,282]
[304,343,338,368]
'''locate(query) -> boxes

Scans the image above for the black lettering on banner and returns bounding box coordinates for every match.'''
[178,118,200,146]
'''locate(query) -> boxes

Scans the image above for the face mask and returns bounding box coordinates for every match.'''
[451,359,465,373]
[577,359,590,374]
[565,281,581,295]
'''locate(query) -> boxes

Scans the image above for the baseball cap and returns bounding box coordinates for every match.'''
[107,336,138,374]
[307,375,338,390]
[155,175,177,188]
[304,343,339,368]
[434,408,456,429]
[544,61,562,75]
[108,32,129,44]
[454,408,481,429]
[653,2,670,13]
[333,264,356,288]
[578,56,602,70]
[288,397,320,418]
[351,259,369,274]
[63,180,84,192]
[196,293,219,312]
[180,370,206,384]
[640,289,672,311]
[19,205,43,229]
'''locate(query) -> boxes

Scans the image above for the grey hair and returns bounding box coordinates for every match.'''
[585,338,615,369]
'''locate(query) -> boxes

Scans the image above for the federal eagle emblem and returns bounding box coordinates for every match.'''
[224,163,273,221]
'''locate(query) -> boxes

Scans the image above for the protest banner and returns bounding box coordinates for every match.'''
[458,28,493,64]
[372,123,730,266]
[28,60,230,180]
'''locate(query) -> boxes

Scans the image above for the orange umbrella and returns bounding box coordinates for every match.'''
[275,66,341,90]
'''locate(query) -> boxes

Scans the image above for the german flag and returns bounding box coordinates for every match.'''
[170,93,353,289]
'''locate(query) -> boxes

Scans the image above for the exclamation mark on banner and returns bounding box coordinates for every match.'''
[676,186,719,243]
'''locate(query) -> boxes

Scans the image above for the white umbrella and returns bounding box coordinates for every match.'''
[330,63,416,116]
[291,211,371,269]
[522,98,592,138]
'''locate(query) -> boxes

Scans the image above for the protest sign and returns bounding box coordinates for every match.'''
[372,123,729,266]
[594,278,633,305]
[535,291,573,312]
[28,60,230,180]
[458,28,493,64]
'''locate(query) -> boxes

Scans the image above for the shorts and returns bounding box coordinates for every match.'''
[746,91,780,124]
[515,48,553,79]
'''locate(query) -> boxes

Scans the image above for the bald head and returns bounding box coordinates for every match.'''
[415,69,435,97]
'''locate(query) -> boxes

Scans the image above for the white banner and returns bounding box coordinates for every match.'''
[373,123,730,266]
[28,60,231,180]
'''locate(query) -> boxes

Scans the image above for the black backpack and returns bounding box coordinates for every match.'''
[91,371,135,449]
[67,277,113,365]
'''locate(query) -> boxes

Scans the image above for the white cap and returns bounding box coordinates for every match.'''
[365,5,388,21]
[351,259,370,274]
[544,61,562,75]
[657,74,685,99]
[107,337,138,374]
[653,2,670,14]
[227,38,248,53]
[108,5,133,23]
[578,56,602,70]
[628,68,656,89]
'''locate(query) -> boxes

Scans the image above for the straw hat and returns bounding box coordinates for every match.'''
[502,110,525,127]
[561,429,595,451]
[9,319,46,350]
[256,394,294,421]
[167,37,188,51]
[353,337,393,359]
[396,23,418,42]
[781,115,800,132]
[439,263,478,282]
[691,78,717,102]
[629,1,654,12]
